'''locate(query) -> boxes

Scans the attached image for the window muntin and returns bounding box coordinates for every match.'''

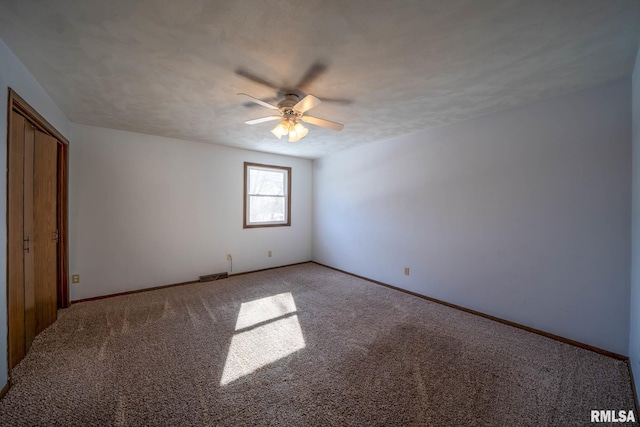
[244,163,291,228]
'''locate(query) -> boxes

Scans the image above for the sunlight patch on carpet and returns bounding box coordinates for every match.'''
[220,293,305,385]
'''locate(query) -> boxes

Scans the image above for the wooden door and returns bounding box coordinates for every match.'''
[7,91,69,374]
[33,130,58,334]
[7,111,59,369]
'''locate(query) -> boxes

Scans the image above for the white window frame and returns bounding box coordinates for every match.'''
[244,162,291,228]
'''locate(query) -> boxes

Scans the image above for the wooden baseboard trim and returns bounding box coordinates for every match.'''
[228,261,312,277]
[0,381,9,400]
[313,262,627,361]
[71,280,199,304]
[70,261,312,304]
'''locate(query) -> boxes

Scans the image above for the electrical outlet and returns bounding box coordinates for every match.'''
[404,267,410,276]
[268,251,272,257]
[72,274,80,284]
[226,253,232,261]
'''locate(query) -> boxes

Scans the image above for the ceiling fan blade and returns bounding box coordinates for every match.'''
[301,115,344,131]
[243,97,278,108]
[237,93,279,110]
[294,94,321,113]
[244,116,282,125]
[295,62,328,91]
[235,68,280,90]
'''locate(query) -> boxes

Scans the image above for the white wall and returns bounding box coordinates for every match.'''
[313,79,631,355]
[70,124,312,300]
[630,46,640,393]
[0,38,71,390]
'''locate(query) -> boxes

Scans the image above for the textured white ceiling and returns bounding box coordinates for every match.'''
[0,0,639,158]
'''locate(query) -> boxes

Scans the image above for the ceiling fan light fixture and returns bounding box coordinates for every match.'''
[294,121,309,138]
[287,121,308,143]
[271,120,290,139]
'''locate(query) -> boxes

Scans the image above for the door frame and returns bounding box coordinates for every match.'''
[5,88,70,372]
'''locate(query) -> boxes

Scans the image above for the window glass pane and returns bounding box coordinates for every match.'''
[249,168,285,196]
[249,196,286,223]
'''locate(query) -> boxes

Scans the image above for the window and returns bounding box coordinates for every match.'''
[244,162,291,228]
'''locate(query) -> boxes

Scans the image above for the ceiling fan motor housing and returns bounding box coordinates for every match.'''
[277,94,301,109]
[278,94,303,120]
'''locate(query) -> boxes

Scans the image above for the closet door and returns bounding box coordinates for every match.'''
[8,112,59,367]
[7,93,68,373]
[33,129,58,335]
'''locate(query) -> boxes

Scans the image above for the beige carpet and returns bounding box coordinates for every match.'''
[0,263,636,426]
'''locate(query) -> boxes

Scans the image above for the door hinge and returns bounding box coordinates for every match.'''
[23,236,29,253]
[53,229,59,242]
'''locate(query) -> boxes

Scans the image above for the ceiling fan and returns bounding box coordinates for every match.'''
[239,92,344,142]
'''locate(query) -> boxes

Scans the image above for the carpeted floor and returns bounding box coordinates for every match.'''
[0,263,636,426]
